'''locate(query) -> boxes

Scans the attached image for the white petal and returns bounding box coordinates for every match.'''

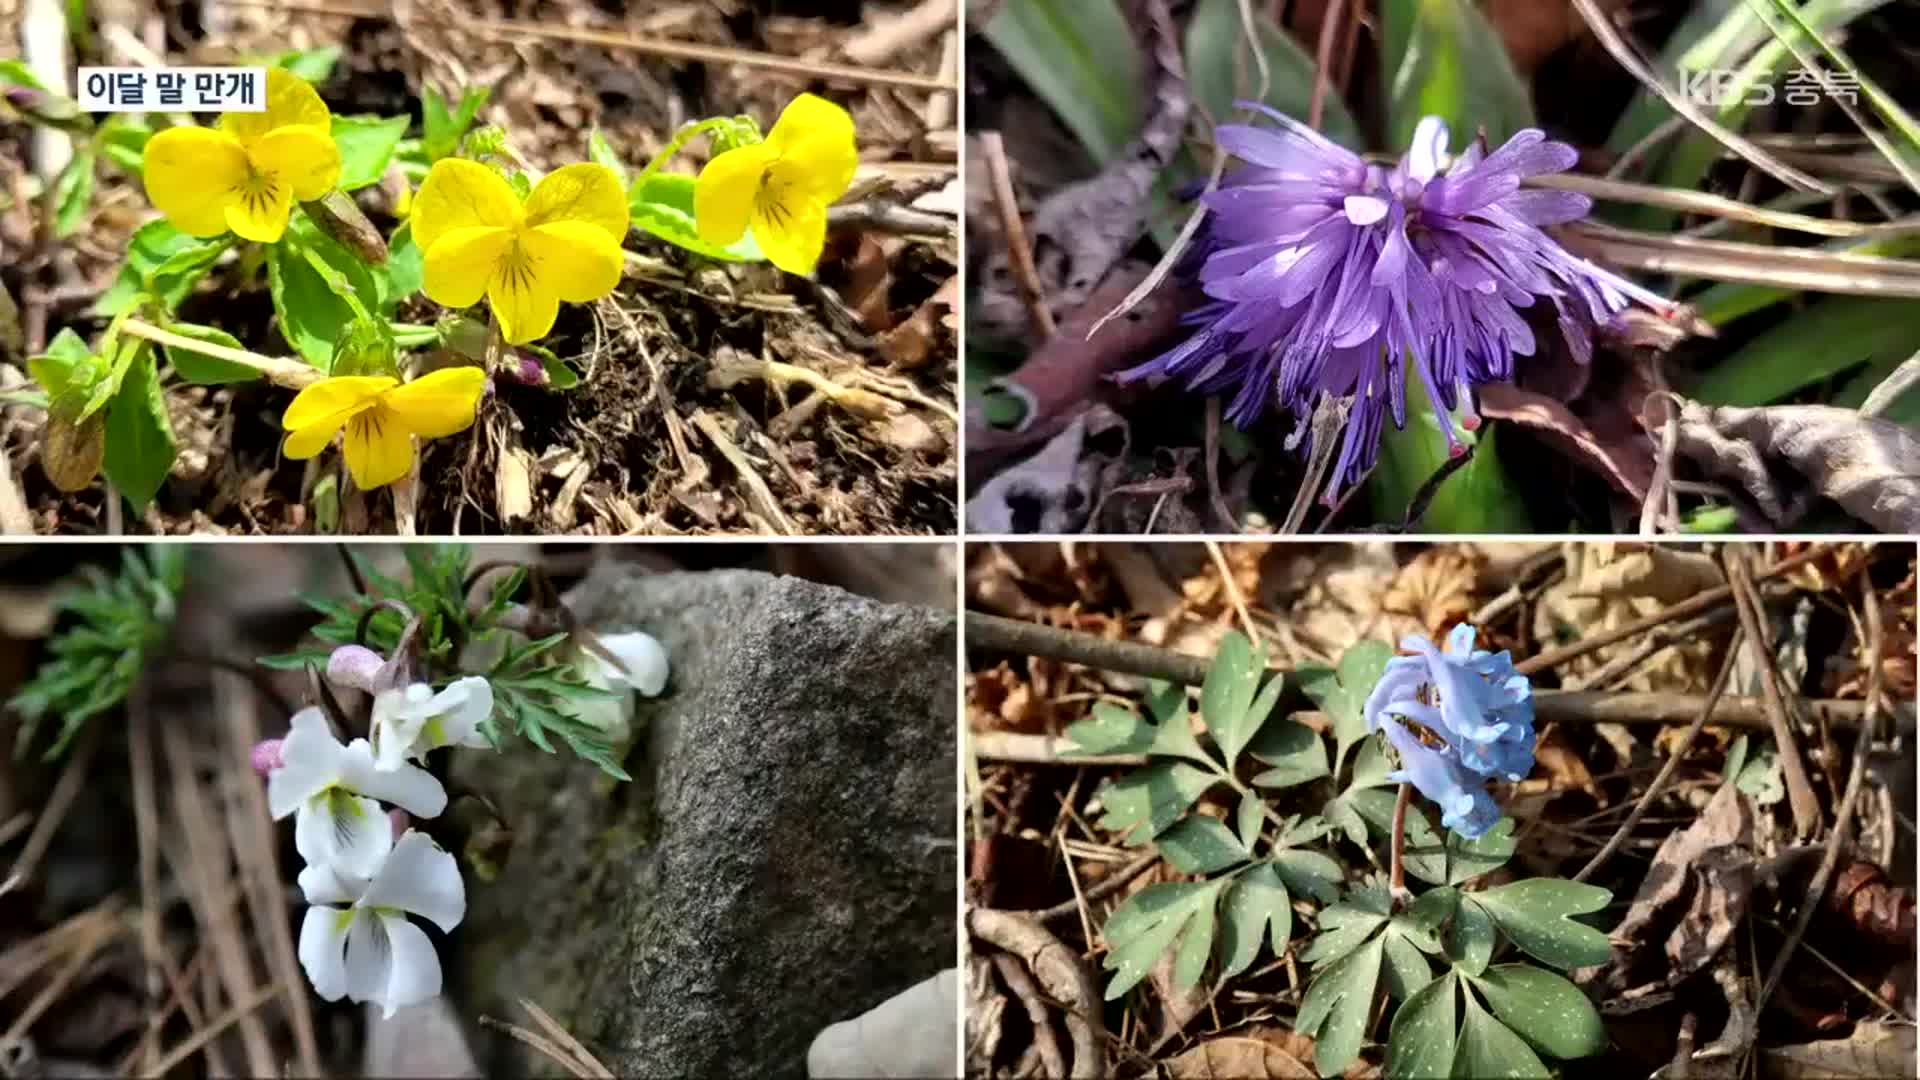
[431,676,495,747]
[343,909,392,1006]
[1408,115,1450,182]
[295,791,395,880]
[337,739,448,818]
[375,912,442,1019]
[268,707,345,818]
[362,830,467,932]
[594,631,669,696]
[1342,195,1389,226]
[298,906,352,1001]
[297,859,368,906]
[370,687,432,771]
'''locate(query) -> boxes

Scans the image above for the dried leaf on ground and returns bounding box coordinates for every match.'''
[1477,384,1651,502]
[1381,546,1481,636]
[1164,1036,1315,1079]
[1761,1022,1916,1079]
[1603,782,1758,995]
[1666,401,1920,532]
[1534,544,1720,692]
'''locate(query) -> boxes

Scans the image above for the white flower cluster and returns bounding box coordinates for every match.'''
[257,629,669,1018]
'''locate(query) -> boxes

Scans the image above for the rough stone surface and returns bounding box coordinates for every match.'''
[451,567,956,1078]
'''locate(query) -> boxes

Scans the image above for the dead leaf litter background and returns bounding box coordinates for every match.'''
[965,540,1917,1078]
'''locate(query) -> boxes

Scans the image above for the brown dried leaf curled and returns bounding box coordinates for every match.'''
[41,408,104,492]
[1667,400,1920,531]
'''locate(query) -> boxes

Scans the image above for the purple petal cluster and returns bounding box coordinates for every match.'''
[1362,624,1535,839]
[1117,108,1675,502]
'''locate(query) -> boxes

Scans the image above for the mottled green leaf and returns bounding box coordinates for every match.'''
[1470,964,1607,1060]
[1101,879,1227,999]
[1096,761,1218,844]
[1248,717,1327,788]
[1219,862,1291,979]
[1448,896,1496,975]
[1387,969,1458,1080]
[1452,989,1549,1078]
[1471,879,1614,970]
[1158,815,1249,874]
[1298,639,1393,776]
[1298,936,1385,1077]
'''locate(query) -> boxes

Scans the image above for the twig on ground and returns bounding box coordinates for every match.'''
[979,131,1056,339]
[1029,852,1159,924]
[1203,399,1236,533]
[1573,637,1740,884]
[1860,346,1920,417]
[1205,540,1260,645]
[689,412,797,535]
[968,907,1106,1078]
[1514,545,1825,675]
[1559,221,1920,302]
[993,952,1069,1079]
[479,999,616,1080]
[841,0,957,66]
[2,722,100,896]
[1530,173,1916,238]
[1724,549,1821,838]
[708,356,903,421]
[1306,0,1345,130]
[1564,605,1737,691]
[145,981,287,1078]
[1746,578,1886,1073]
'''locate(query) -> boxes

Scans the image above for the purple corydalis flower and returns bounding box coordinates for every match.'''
[1363,624,1536,838]
[1118,108,1677,502]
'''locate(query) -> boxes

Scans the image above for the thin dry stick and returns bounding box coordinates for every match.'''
[1749,581,1885,1068]
[1566,0,1831,193]
[1306,0,1345,130]
[3,722,99,896]
[1860,346,1920,417]
[1724,549,1821,838]
[1514,545,1826,676]
[160,725,278,1075]
[516,998,616,1080]
[232,0,951,90]
[1529,172,1914,238]
[1029,852,1159,924]
[214,665,322,1077]
[1565,605,1738,691]
[0,899,120,1042]
[1573,637,1740,883]
[979,130,1055,339]
[994,952,1070,1079]
[145,981,286,1078]
[129,684,166,1074]
[1205,541,1261,645]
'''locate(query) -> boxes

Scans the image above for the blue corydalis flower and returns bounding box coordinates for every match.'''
[1116,108,1677,503]
[1363,624,1536,839]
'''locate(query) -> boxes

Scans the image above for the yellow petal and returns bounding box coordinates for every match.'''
[143,127,248,237]
[523,162,628,241]
[752,193,827,277]
[413,159,523,255]
[693,142,779,246]
[283,418,341,459]
[282,376,395,434]
[764,93,857,203]
[221,67,331,148]
[252,124,341,201]
[383,367,487,439]
[223,177,294,243]
[422,225,513,309]
[341,406,415,490]
[488,257,561,345]
[524,221,622,303]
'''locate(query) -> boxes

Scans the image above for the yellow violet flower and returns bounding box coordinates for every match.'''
[693,93,857,277]
[142,68,342,243]
[280,368,487,490]
[412,160,628,345]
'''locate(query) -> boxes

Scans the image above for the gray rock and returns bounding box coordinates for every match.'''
[451,566,957,1078]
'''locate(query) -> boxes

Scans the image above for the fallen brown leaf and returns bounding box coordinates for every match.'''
[1164,1036,1315,1079]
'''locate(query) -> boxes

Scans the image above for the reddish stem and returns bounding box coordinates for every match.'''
[1389,782,1412,910]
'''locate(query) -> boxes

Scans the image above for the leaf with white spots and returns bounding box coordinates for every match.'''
[1235,790,1265,851]
[1444,816,1516,885]
[1386,970,1457,1079]
[1158,815,1251,874]
[1201,630,1272,769]
[1381,923,1437,1001]
[1302,888,1390,967]
[1173,890,1221,990]
[1218,863,1291,979]
[1471,880,1615,970]
[1272,848,1344,904]
[1451,989,1549,1078]
[1062,701,1155,755]
[1248,717,1328,788]
[1100,879,1227,999]
[1095,761,1218,845]
[1297,639,1393,778]
[1350,787,1450,884]
[1469,965,1606,1060]
[1447,897,1496,975]
[1297,935,1385,1077]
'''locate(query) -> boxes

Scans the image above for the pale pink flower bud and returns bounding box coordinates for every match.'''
[250,738,284,776]
[327,644,387,691]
